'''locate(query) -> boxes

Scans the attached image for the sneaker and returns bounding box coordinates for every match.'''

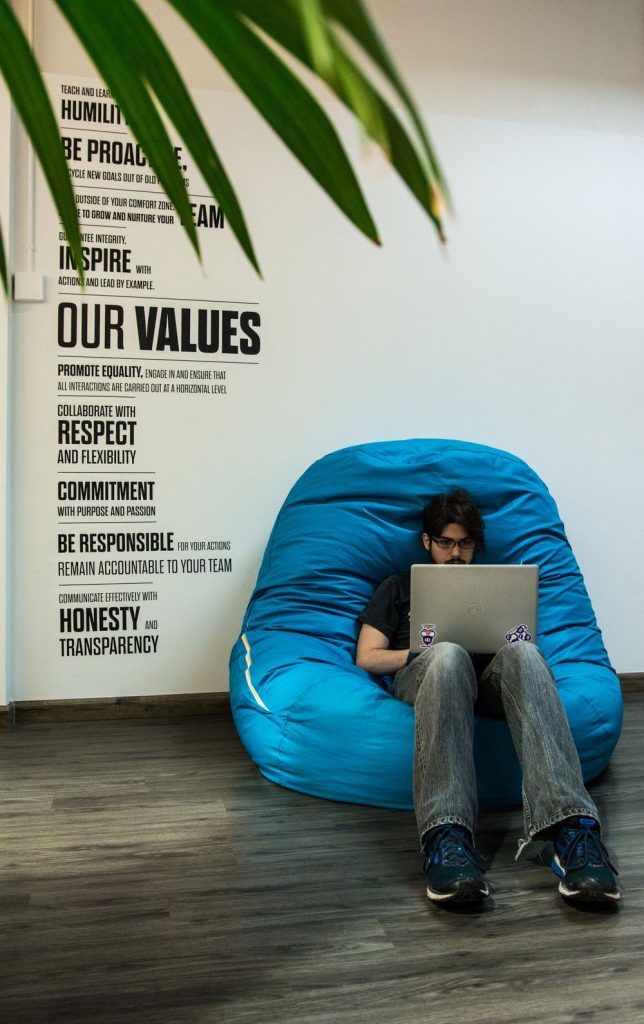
[422,824,489,903]
[551,817,621,903]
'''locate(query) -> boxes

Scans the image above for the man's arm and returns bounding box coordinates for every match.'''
[356,622,410,676]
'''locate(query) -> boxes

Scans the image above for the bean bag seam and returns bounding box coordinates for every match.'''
[350,441,528,472]
[276,678,331,764]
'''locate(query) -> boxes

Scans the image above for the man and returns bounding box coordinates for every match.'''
[356,489,620,905]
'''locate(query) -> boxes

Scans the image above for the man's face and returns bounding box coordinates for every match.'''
[421,522,476,565]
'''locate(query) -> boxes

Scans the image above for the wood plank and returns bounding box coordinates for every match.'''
[1,695,643,1024]
[619,672,644,693]
[4,672,643,727]
[12,692,230,723]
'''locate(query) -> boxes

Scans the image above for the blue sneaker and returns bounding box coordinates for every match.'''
[551,817,620,903]
[422,824,489,903]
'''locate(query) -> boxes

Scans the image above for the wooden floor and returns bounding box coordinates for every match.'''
[2,695,643,1024]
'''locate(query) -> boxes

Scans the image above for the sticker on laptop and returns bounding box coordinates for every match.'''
[420,624,437,647]
[505,624,533,643]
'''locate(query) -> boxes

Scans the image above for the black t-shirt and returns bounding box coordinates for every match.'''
[358,572,492,676]
[357,573,411,650]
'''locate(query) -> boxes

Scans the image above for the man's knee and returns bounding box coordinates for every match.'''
[496,640,552,686]
[416,642,476,695]
[500,640,546,665]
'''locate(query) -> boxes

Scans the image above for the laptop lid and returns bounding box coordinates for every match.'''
[409,564,539,654]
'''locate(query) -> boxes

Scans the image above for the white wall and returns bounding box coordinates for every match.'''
[0,85,11,707]
[6,0,644,699]
[373,0,644,134]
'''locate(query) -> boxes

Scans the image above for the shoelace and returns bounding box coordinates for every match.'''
[423,825,486,870]
[557,827,618,874]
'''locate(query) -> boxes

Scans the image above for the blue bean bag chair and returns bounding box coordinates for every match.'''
[229,439,622,810]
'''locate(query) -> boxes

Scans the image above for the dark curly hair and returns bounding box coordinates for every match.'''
[421,488,485,551]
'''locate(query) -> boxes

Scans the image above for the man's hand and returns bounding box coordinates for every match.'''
[356,623,410,676]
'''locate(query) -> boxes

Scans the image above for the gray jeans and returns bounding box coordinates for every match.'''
[393,641,599,846]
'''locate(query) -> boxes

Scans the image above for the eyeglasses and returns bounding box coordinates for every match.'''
[431,535,476,551]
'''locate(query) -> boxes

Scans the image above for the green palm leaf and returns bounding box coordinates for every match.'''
[0,222,6,292]
[0,0,449,293]
[228,0,444,232]
[166,0,380,243]
[0,0,83,291]
[324,0,451,211]
[55,0,261,275]
[54,0,200,261]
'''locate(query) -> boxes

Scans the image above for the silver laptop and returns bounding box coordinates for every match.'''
[410,564,538,654]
